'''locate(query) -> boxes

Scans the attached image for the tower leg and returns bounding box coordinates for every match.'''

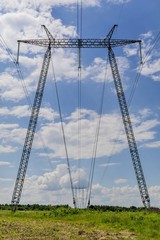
[108,47,150,208]
[11,46,51,207]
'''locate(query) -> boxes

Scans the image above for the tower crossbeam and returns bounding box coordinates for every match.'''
[18,38,140,49]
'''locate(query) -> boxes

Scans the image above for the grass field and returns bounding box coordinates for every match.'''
[0,207,160,239]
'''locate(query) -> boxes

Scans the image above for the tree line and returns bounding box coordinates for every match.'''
[0,204,150,212]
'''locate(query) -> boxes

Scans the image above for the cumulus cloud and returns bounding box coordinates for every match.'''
[123,45,139,57]
[1,160,160,207]
[35,111,126,159]
[85,56,129,83]
[20,175,160,207]
[37,164,88,192]
[0,0,100,52]
[0,0,101,13]
[34,108,159,160]
[124,30,160,82]
[0,123,25,148]
[0,105,59,121]
[0,145,17,153]
[90,184,145,206]
[141,59,160,79]
[0,106,159,159]
[135,119,159,142]
[0,0,134,104]
[139,31,160,81]
[149,185,160,207]
[21,164,88,205]
[0,0,77,103]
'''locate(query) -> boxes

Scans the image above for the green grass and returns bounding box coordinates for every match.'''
[0,208,160,239]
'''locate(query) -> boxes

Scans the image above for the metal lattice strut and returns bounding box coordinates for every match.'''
[11,45,51,205]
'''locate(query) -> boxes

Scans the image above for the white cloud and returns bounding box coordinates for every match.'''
[141,59,160,77]
[142,141,160,149]
[0,123,19,129]
[21,164,88,205]
[21,180,160,207]
[0,105,59,121]
[137,31,160,81]
[114,178,128,184]
[0,73,28,101]
[0,161,12,166]
[123,45,138,57]
[135,119,159,141]
[35,111,126,159]
[138,108,153,119]
[31,164,87,191]
[0,107,158,158]
[0,0,100,51]
[85,56,129,83]
[37,164,67,191]
[0,123,23,152]
[0,145,17,154]
[66,108,98,121]
[0,0,79,102]
[0,177,13,182]
[33,108,159,160]
[0,123,25,147]
[0,0,101,13]
[0,0,133,103]
[107,0,131,5]
[149,185,160,207]
[90,184,140,206]
[1,164,160,207]
[50,49,78,81]
[99,162,120,167]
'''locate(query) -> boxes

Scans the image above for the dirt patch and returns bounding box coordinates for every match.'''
[0,218,136,240]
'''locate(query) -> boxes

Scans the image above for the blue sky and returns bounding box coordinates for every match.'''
[0,0,160,207]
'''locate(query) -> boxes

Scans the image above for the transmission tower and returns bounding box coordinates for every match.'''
[12,25,150,208]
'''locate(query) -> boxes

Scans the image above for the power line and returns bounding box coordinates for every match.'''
[0,35,55,171]
[86,58,109,207]
[50,53,76,208]
[0,34,31,106]
[128,31,160,106]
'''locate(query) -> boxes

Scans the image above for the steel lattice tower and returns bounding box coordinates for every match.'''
[11,25,150,208]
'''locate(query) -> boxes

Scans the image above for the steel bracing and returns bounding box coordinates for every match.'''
[11,25,150,208]
[11,45,51,206]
